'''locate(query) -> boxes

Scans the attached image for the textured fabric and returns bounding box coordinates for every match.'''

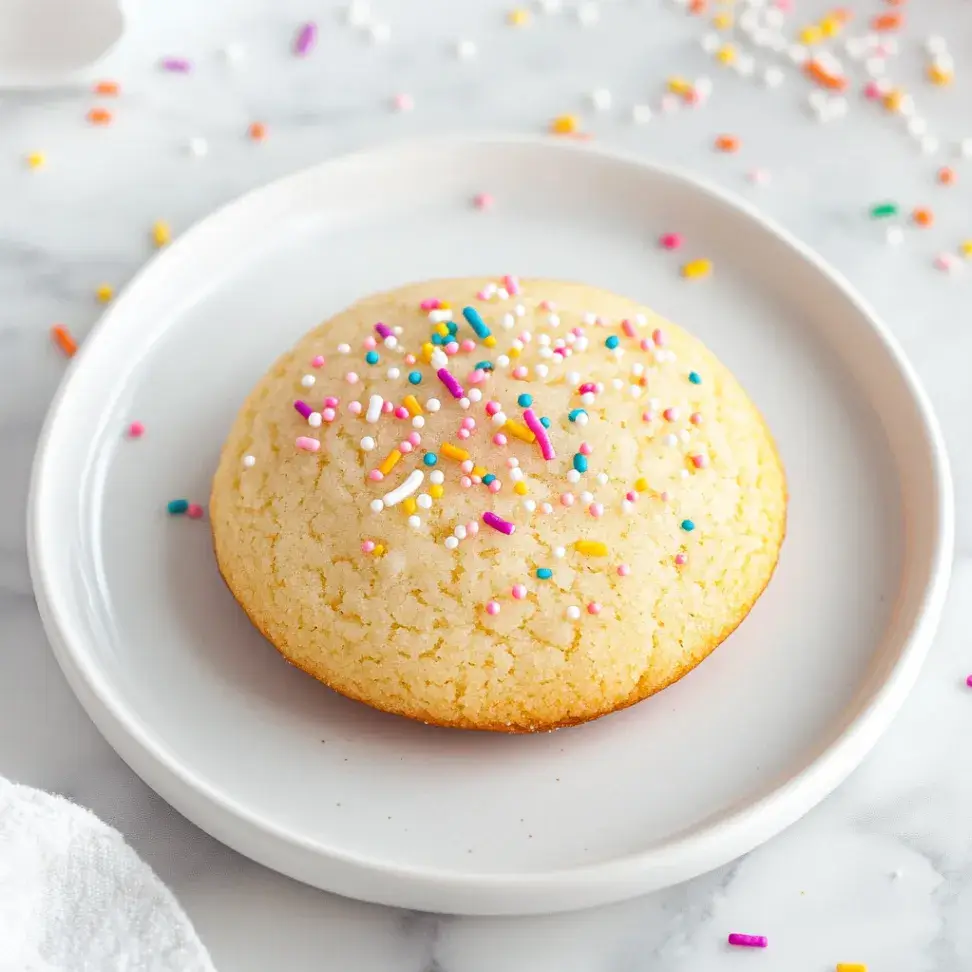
[0,777,214,972]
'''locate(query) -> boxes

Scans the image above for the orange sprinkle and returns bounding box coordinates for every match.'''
[688,0,706,13]
[550,114,580,135]
[927,64,953,86]
[87,107,113,126]
[248,121,267,141]
[714,134,740,153]
[937,167,956,186]
[912,207,934,227]
[872,12,902,30]
[829,8,853,23]
[805,60,848,91]
[93,80,120,96]
[51,325,77,358]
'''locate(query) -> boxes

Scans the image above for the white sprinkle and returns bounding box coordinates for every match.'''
[581,392,595,406]
[575,412,589,426]
[496,354,511,368]
[427,471,443,486]
[242,455,256,468]
[426,398,441,412]
[412,416,425,429]
[787,44,809,65]
[659,93,680,114]
[566,605,581,620]
[537,0,562,12]
[621,500,634,514]
[596,472,608,485]
[346,0,371,26]
[510,468,524,482]
[369,499,384,513]
[576,2,599,26]
[417,493,433,510]
[444,536,459,550]
[454,524,467,540]
[921,135,940,155]
[337,344,351,354]
[679,468,690,479]
[567,371,581,385]
[514,304,526,317]
[663,433,679,447]
[468,389,482,403]
[864,56,885,77]
[369,22,391,44]
[300,375,316,388]
[548,313,560,327]
[221,42,245,63]
[553,546,566,558]
[502,313,515,329]
[631,104,654,125]
[926,35,948,56]
[695,76,713,98]
[959,137,972,159]
[387,367,400,379]
[430,349,448,368]
[611,377,624,390]
[186,137,209,158]
[523,499,537,512]
[408,515,421,530]
[360,436,376,451]
[459,397,471,409]
[497,287,509,300]
[567,469,582,484]
[308,412,322,427]
[456,39,477,60]
[735,54,755,77]
[535,364,549,378]
[429,309,453,323]
[366,394,384,423]
[907,117,927,138]
[590,88,612,111]
[383,469,424,507]
[885,225,904,246]
[580,491,594,504]
[679,430,691,443]
[492,411,508,427]
[700,32,720,54]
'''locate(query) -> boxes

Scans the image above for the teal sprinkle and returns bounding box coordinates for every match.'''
[365,350,380,365]
[517,393,533,408]
[688,371,702,384]
[447,321,458,334]
[573,453,588,473]
[536,567,553,580]
[423,452,438,467]
[431,333,445,345]
[475,360,494,372]
[605,335,620,350]
[680,519,695,532]
[462,305,491,339]
[482,473,496,485]
[408,371,422,385]
[540,416,551,429]
[568,408,587,423]
[167,499,189,515]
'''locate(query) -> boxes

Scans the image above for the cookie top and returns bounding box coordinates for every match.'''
[211,278,786,731]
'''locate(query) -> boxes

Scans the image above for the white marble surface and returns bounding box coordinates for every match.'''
[3,0,972,968]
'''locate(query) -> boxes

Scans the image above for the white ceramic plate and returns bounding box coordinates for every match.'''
[29,137,952,916]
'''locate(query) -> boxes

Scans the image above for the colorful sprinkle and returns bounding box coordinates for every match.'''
[551,114,580,135]
[605,335,620,350]
[167,499,189,514]
[187,504,204,520]
[505,419,536,443]
[51,325,78,358]
[587,602,602,615]
[835,965,868,972]
[714,134,740,152]
[512,584,527,599]
[660,232,683,250]
[536,567,553,580]
[423,452,438,467]
[294,21,318,55]
[485,600,501,615]
[152,221,171,247]
[296,436,320,452]
[87,107,113,126]
[517,393,533,408]
[437,368,465,399]
[483,511,516,536]
[523,408,556,460]
[573,453,588,473]
[462,306,492,340]
[680,519,696,532]
[366,350,380,365]
[160,57,192,72]
[681,258,712,279]
[574,540,608,557]
[127,421,145,438]
[383,469,424,507]
[568,409,588,424]
[379,449,402,475]
[688,371,702,384]
[728,935,767,949]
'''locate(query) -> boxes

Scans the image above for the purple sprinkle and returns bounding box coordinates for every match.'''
[294,400,312,419]
[160,57,192,73]
[294,22,318,56]
[375,322,393,340]
[482,511,515,536]
[966,674,972,688]
[728,934,767,949]
[437,368,464,400]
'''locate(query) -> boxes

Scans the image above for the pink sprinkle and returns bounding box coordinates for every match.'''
[863,80,883,99]
[381,400,394,414]
[504,274,520,295]
[473,192,494,210]
[589,503,604,518]
[518,331,532,344]
[659,232,683,250]
[460,476,472,488]
[540,502,553,514]
[482,511,515,535]
[621,319,636,338]
[400,442,413,454]
[748,168,771,185]
[324,396,339,408]
[443,342,458,356]
[311,355,326,368]
[374,322,393,339]
[512,366,528,379]
[127,421,145,438]
[639,338,652,352]
[468,368,486,384]
[539,300,555,311]
[367,470,383,482]
[408,431,421,446]
[579,382,597,395]
[488,479,501,493]
[361,540,376,553]
[404,353,417,365]
[346,372,359,384]
[663,407,679,422]
[626,491,637,502]
[690,412,703,425]
[660,491,670,503]
[420,298,441,311]
[458,428,471,440]
[966,674,972,687]
[187,503,204,519]
[512,584,527,599]
[467,521,479,536]
[653,329,665,346]
[691,454,708,469]
[460,459,474,473]
[493,433,508,446]
[476,290,490,300]
[727,934,766,949]
[485,600,501,616]
[321,408,336,422]
[935,252,958,272]
[675,553,687,566]
[393,93,414,112]
[461,417,476,430]
[348,401,363,415]
[364,336,377,350]
[617,564,631,577]
[294,21,318,56]
[160,57,192,73]
[523,408,556,460]
[642,411,654,423]
[485,400,502,416]
[295,436,320,452]
[438,368,464,399]
[561,492,575,507]
[395,406,409,420]
[579,442,592,456]
[587,601,601,615]
[461,339,477,354]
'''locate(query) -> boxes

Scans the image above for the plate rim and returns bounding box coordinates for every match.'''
[27,134,955,914]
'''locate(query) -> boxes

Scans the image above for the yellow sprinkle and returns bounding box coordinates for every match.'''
[715,44,736,65]
[835,965,867,972]
[550,114,580,135]
[634,477,649,492]
[471,465,487,478]
[483,335,497,348]
[508,7,530,26]
[960,240,972,257]
[574,540,609,557]
[435,322,450,337]
[504,420,536,443]
[402,497,417,515]
[439,301,451,309]
[373,544,385,557]
[421,342,435,363]
[430,484,444,500]
[95,284,114,303]
[513,481,528,495]
[507,346,521,359]
[928,64,953,86]
[26,152,46,169]
[379,449,402,476]
[152,221,171,247]
[667,76,692,94]
[799,24,823,45]
[681,258,712,279]
[441,442,470,462]
[712,12,732,29]
[403,395,423,416]
[819,15,841,36]
[882,89,904,112]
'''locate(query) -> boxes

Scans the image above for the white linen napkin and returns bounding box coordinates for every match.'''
[0,776,215,972]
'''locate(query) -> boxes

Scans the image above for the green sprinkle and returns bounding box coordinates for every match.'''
[365,350,379,365]
[167,499,189,515]
[680,519,695,532]
[573,453,588,473]
[688,371,701,384]
[482,473,496,485]
[568,408,587,423]
[423,452,438,467]
[870,202,899,219]
[536,567,553,580]
[408,371,422,385]
[605,335,620,350]
[517,393,533,408]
